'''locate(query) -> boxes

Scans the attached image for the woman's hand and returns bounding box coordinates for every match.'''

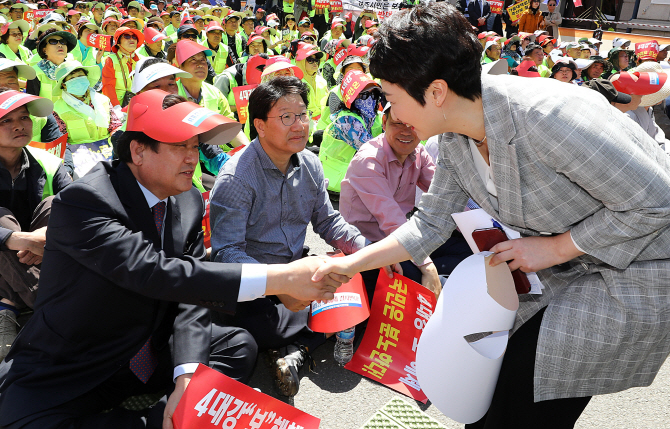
[488,231,584,272]
[419,262,441,300]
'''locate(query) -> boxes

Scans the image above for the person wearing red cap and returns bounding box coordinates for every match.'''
[101,26,144,107]
[319,18,345,50]
[137,26,168,59]
[203,22,230,74]
[295,44,326,121]
[101,16,120,35]
[0,89,71,360]
[0,89,346,429]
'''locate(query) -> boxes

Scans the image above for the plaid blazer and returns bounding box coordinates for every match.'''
[393,74,670,402]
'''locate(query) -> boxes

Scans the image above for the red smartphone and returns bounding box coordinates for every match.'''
[471,227,531,294]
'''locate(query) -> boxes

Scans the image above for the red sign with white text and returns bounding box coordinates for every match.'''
[202,191,211,248]
[489,0,503,14]
[88,33,114,52]
[233,84,258,124]
[173,364,321,429]
[24,9,53,21]
[330,0,343,13]
[345,272,435,403]
[29,133,68,159]
[308,270,370,333]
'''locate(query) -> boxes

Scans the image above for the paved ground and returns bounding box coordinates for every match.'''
[245,222,670,429]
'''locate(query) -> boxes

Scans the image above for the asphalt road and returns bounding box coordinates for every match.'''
[244,223,670,429]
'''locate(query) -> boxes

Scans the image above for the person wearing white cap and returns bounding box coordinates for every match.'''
[482,40,501,64]
[612,37,631,49]
[657,44,670,62]
[0,89,71,361]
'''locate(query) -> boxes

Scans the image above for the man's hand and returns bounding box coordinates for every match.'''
[477,16,486,26]
[488,231,583,273]
[419,262,441,300]
[5,227,47,256]
[277,294,312,312]
[16,250,42,265]
[163,374,191,429]
[266,256,350,302]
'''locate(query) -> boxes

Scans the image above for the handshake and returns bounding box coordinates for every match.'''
[265,256,357,303]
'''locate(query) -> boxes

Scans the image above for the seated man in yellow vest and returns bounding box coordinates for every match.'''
[202,20,230,75]
[0,89,71,361]
[174,40,249,149]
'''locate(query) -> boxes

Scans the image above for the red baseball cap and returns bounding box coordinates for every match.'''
[340,70,379,109]
[611,71,668,95]
[0,90,53,119]
[175,39,212,65]
[516,59,541,78]
[144,26,167,44]
[537,34,556,47]
[295,45,323,61]
[127,90,241,144]
[331,19,345,30]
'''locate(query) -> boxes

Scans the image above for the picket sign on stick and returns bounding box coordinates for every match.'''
[232,84,258,124]
[489,0,503,14]
[344,271,436,403]
[173,364,320,429]
[506,0,530,22]
[88,33,114,52]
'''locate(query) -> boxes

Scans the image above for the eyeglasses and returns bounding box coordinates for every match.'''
[267,111,312,126]
[182,33,198,40]
[305,56,319,64]
[358,91,379,101]
[47,38,67,46]
[8,31,22,38]
[121,33,138,40]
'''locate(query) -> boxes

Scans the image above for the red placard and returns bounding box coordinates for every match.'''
[173,364,321,429]
[635,40,659,60]
[29,133,68,159]
[24,9,54,21]
[345,272,436,403]
[88,33,114,52]
[315,0,329,10]
[489,0,503,14]
[330,0,343,13]
[308,269,370,333]
[202,191,211,248]
[232,84,258,124]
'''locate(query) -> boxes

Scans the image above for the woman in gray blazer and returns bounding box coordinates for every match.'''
[313,3,670,428]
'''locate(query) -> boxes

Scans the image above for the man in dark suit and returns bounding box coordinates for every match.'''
[0,90,345,429]
[468,0,490,33]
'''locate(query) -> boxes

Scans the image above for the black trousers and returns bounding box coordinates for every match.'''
[465,307,592,429]
[5,326,257,429]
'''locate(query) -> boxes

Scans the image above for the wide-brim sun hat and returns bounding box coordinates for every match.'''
[126,89,241,144]
[54,60,101,86]
[0,90,53,118]
[37,29,77,54]
[1,20,30,35]
[549,57,577,80]
[481,59,508,75]
[131,62,192,93]
[629,61,670,106]
[0,58,36,80]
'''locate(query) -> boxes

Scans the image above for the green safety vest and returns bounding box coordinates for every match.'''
[283,1,294,13]
[109,53,133,105]
[303,74,327,119]
[319,110,382,193]
[0,43,32,64]
[30,115,47,143]
[203,41,229,74]
[53,96,111,144]
[177,80,234,119]
[221,32,243,59]
[316,86,340,131]
[33,65,61,102]
[25,146,63,199]
[136,44,163,59]
[217,68,239,112]
[72,41,98,67]
[165,23,178,43]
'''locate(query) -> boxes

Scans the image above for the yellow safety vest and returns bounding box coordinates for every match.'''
[25,146,63,199]
[0,43,32,63]
[203,41,229,74]
[53,95,111,145]
[33,65,61,102]
[221,32,243,59]
[71,41,98,67]
[319,110,382,193]
[303,74,327,119]
[30,115,47,143]
[177,80,235,120]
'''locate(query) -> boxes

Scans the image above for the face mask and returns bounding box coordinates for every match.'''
[65,75,90,96]
[353,96,377,120]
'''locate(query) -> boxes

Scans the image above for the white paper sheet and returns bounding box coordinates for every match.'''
[416,253,518,424]
[451,209,544,294]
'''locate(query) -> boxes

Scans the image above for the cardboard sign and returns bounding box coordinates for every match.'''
[24,9,53,21]
[29,133,68,159]
[330,0,343,13]
[232,84,258,124]
[202,191,212,248]
[345,272,436,403]
[70,138,114,178]
[506,0,530,22]
[308,269,370,333]
[172,364,321,429]
[88,33,114,52]
[342,0,399,12]
[489,0,503,14]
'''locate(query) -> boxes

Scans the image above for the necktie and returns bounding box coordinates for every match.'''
[128,201,166,383]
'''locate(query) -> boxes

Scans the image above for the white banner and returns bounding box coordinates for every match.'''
[342,0,404,12]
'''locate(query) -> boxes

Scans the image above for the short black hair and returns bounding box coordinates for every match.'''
[116,94,187,163]
[369,3,482,105]
[138,57,168,73]
[0,26,23,44]
[248,76,309,123]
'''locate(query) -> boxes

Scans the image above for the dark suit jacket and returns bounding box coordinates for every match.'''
[0,160,243,425]
[467,0,490,32]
